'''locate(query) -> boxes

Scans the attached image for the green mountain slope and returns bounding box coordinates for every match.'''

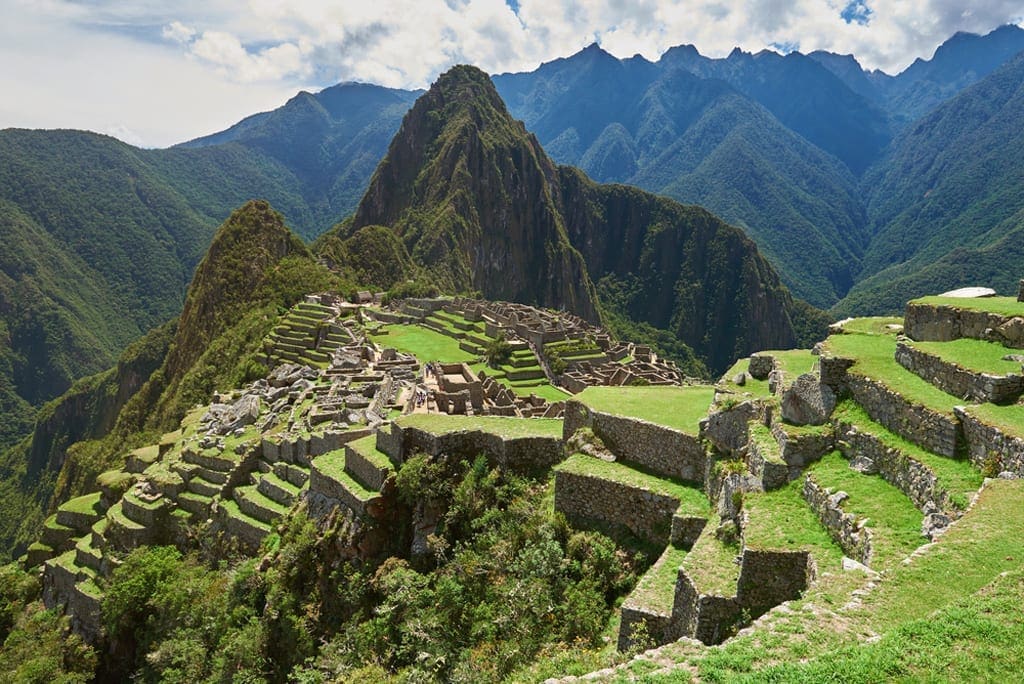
[494,49,869,308]
[838,52,1024,315]
[349,65,602,322]
[330,65,815,373]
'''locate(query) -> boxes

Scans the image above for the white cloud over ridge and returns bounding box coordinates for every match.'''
[2,0,1023,147]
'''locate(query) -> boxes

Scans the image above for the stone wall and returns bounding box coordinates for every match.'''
[735,547,815,614]
[393,424,564,475]
[670,569,742,645]
[564,401,707,483]
[819,356,855,396]
[701,400,760,453]
[836,421,965,516]
[774,424,834,467]
[847,374,960,457]
[904,302,1024,348]
[746,435,788,490]
[671,514,708,548]
[802,475,873,566]
[896,341,1023,404]
[955,407,1024,476]
[554,468,681,545]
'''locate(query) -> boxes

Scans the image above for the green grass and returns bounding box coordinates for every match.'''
[907,337,1023,375]
[720,357,771,397]
[396,413,563,439]
[506,383,570,403]
[964,400,1024,440]
[741,478,842,566]
[766,349,818,378]
[825,332,962,415]
[368,324,478,363]
[347,435,394,472]
[807,451,925,569]
[574,385,715,434]
[832,316,904,335]
[555,454,709,515]
[627,544,688,613]
[749,423,784,464]
[747,568,1024,683]
[219,499,272,532]
[833,401,983,508]
[59,492,102,516]
[681,525,741,596]
[910,295,1024,317]
[314,452,378,501]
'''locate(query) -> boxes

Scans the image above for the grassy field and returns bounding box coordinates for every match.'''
[397,413,564,438]
[910,295,1024,317]
[832,316,904,335]
[369,324,478,363]
[908,337,1023,376]
[961,402,1024,440]
[574,385,715,434]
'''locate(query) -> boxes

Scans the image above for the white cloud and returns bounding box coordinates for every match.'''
[1,0,1023,146]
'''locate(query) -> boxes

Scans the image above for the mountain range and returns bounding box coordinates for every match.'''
[3,24,1024,478]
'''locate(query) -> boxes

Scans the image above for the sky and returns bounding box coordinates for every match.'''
[2,0,1022,148]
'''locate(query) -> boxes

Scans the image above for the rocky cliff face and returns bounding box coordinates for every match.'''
[336,65,806,371]
[557,168,797,372]
[352,65,602,322]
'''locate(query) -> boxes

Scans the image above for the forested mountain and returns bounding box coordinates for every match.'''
[492,44,871,307]
[838,51,1024,315]
[327,65,816,372]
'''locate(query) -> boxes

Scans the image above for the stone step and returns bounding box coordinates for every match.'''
[309,451,384,517]
[234,485,290,525]
[74,535,103,575]
[25,542,54,568]
[41,515,75,549]
[344,436,395,492]
[177,492,213,518]
[187,474,222,498]
[182,448,238,472]
[617,544,688,651]
[56,492,104,533]
[189,464,230,485]
[104,501,150,551]
[90,518,108,547]
[274,462,309,488]
[257,472,301,507]
[218,499,272,552]
[120,490,168,527]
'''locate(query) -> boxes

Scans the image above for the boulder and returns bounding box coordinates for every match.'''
[938,286,996,298]
[748,354,774,380]
[780,373,836,426]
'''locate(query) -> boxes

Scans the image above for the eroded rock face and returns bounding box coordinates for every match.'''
[780,373,836,426]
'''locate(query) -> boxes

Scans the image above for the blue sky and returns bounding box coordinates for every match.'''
[1,0,1022,147]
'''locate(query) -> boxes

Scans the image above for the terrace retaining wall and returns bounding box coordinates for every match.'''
[802,476,873,566]
[553,468,680,545]
[392,423,563,474]
[904,303,1024,348]
[895,341,1023,404]
[836,421,965,516]
[564,400,707,483]
[846,374,960,457]
[955,407,1024,477]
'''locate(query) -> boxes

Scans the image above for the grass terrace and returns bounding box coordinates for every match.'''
[574,385,715,435]
[627,544,689,613]
[396,413,563,439]
[832,316,904,335]
[807,451,926,569]
[767,349,818,377]
[348,435,394,472]
[961,402,1024,440]
[910,295,1024,317]
[833,401,983,508]
[825,332,963,415]
[741,478,843,567]
[555,454,709,515]
[369,325,477,364]
[720,357,771,396]
[907,337,1024,376]
[681,526,741,596]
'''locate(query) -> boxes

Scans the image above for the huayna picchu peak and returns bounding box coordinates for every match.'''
[6,18,1024,683]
